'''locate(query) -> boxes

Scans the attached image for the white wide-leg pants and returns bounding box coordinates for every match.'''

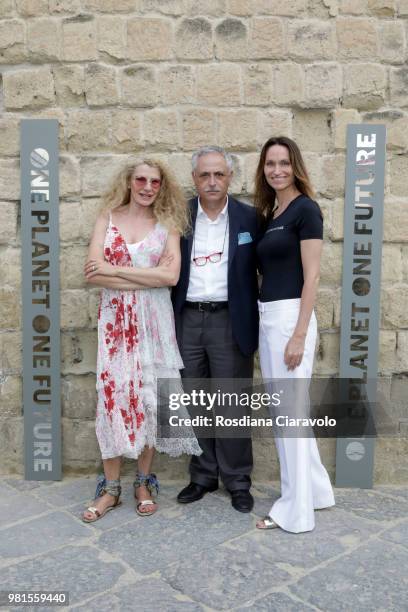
[258,298,335,533]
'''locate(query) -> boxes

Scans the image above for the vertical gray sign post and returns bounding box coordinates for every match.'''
[21,120,61,480]
[335,124,386,488]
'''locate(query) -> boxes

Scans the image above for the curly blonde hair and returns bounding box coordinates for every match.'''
[101,158,190,235]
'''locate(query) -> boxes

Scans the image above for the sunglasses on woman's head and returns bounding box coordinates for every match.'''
[133,176,161,190]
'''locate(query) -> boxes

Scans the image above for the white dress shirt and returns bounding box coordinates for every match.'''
[186,198,229,302]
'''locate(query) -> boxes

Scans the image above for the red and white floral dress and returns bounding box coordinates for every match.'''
[95,216,201,460]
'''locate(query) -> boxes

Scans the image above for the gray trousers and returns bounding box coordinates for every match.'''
[178,307,254,491]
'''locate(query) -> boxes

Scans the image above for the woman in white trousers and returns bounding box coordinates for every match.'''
[254,136,335,533]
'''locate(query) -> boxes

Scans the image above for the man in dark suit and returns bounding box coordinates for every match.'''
[172,146,260,513]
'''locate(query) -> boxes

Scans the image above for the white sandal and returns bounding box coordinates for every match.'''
[82,476,122,523]
[134,472,159,517]
[82,498,121,523]
[136,499,158,517]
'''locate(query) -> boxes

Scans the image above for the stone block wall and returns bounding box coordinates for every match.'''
[0,0,407,481]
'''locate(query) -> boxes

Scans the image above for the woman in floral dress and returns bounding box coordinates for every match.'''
[82,159,201,522]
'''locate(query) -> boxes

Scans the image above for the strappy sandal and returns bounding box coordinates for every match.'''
[256,516,280,530]
[133,472,159,517]
[82,475,122,523]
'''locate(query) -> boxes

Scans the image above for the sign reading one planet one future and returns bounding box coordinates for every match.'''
[335,124,386,488]
[21,120,61,480]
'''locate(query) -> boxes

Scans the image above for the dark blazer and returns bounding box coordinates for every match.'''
[172,196,261,357]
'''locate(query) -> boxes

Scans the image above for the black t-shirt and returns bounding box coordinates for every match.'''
[257,194,323,302]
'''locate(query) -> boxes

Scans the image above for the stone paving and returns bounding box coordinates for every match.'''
[0,476,407,611]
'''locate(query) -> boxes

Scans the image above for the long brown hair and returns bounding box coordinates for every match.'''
[254,136,315,219]
[101,158,190,235]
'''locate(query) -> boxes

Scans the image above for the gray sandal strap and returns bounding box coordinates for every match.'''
[133,472,159,497]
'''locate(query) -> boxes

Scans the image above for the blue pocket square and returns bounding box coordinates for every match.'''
[238,231,253,245]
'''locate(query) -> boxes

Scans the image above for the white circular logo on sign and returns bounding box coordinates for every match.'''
[346,441,365,462]
[30,148,49,169]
